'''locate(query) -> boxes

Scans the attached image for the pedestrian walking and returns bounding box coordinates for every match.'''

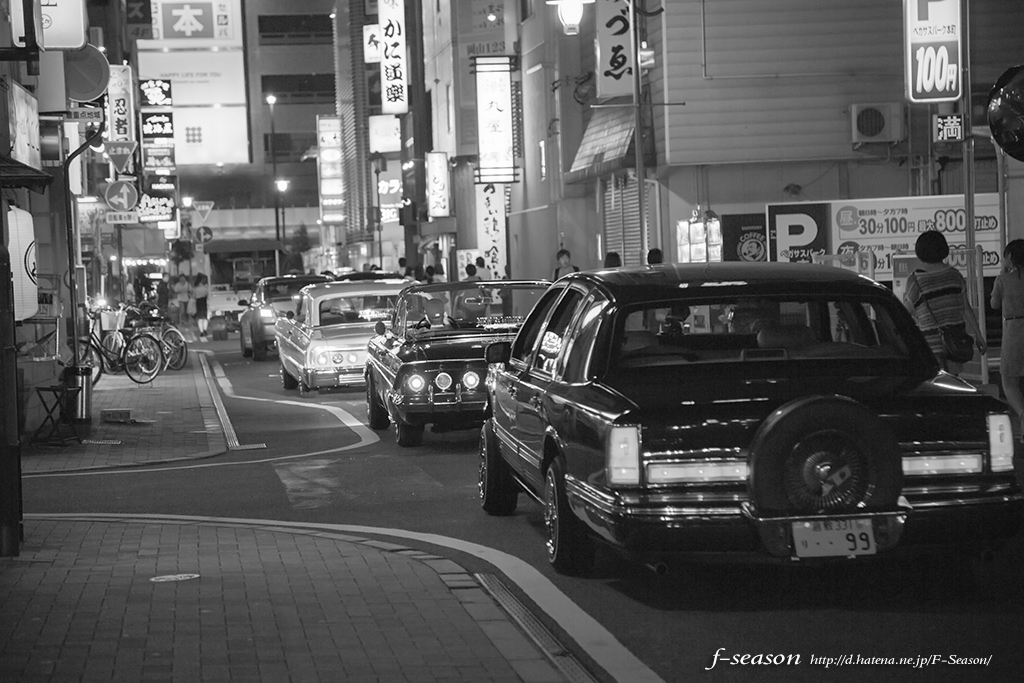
[552,248,579,279]
[903,230,986,374]
[465,263,481,281]
[604,251,622,267]
[990,239,1024,438]
[193,273,210,340]
[173,274,192,324]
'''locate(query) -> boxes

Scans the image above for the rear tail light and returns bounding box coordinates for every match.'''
[607,426,641,486]
[988,414,1014,472]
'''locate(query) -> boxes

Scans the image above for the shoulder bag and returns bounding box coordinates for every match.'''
[914,273,975,363]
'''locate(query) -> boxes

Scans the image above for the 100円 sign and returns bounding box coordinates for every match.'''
[904,0,961,103]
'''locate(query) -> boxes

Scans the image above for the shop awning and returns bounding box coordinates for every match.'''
[565,105,635,184]
[0,155,53,193]
[203,238,284,254]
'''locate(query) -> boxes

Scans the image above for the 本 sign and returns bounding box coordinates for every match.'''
[904,0,961,103]
[379,0,409,114]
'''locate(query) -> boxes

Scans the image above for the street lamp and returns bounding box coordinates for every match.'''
[369,152,387,269]
[266,94,282,276]
[550,0,648,260]
[275,179,290,269]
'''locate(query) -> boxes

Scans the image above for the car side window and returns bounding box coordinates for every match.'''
[511,286,563,366]
[559,291,609,382]
[294,295,306,324]
[532,288,585,375]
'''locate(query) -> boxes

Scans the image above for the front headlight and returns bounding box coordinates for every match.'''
[314,351,331,366]
[435,372,453,391]
[407,374,427,392]
[988,413,1015,472]
[462,371,480,390]
[607,426,641,486]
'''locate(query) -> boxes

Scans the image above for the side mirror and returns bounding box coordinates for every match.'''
[485,341,511,364]
[238,300,250,307]
[375,321,386,335]
[286,311,295,320]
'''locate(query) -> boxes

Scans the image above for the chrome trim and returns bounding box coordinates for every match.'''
[645,447,745,459]
[899,442,988,455]
[566,475,745,519]
[902,490,1024,508]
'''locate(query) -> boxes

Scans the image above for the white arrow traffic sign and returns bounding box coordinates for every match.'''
[104,181,139,211]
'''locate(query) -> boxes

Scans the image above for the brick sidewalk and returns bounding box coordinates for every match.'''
[1,517,570,683]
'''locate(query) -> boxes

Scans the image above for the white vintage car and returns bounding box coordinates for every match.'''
[276,279,409,392]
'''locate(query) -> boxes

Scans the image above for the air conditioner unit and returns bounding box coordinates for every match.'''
[851,103,906,144]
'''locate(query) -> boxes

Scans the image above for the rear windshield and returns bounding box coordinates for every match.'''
[318,294,399,326]
[613,295,917,368]
[265,280,323,300]
[405,283,548,332]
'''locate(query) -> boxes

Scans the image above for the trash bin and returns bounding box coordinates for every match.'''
[63,365,92,422]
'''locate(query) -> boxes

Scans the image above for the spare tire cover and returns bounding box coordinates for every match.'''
[747,395,903,516]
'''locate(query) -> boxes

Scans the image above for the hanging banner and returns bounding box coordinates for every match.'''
[596,0,634,99]
[474,56,517,184]
[12,0,87,49]
[126,0,154,40]
[316,116,344,224]
[767,194,1004,278]
[7,207,38,321]
[474,183,507,280]
[426,152,451,217]
[379,0,409,114]
[106,65,136,142]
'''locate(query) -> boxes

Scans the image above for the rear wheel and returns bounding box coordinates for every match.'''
[545,457,595,575]
[366,375,390,430]
[253,337,268,362]
[162,327,188,370]
[395,419,424,447]
[240,327,252,358]
[280,362,298,390]
[123,333,164,384]
[101,331,125,374]
[479,421,518,515]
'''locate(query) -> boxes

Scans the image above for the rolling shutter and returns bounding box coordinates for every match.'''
[602,173,647,266]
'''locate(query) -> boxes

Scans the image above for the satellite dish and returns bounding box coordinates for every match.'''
[65,44,110,103]
[988,65,1024,162]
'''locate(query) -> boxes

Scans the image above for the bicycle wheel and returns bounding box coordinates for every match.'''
[123,333,164,384]
[101,330,126,374]
[77,340,104,386]
[161,327,188,371]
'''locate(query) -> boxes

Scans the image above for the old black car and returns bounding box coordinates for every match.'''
[479,263,1022,574]
[365,280,549,446]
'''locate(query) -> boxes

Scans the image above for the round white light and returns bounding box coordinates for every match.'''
[347,353,358,364]
[462,372,480,390]
[315,352,330,366]
[407,374,426,392]
[435,372,453,391]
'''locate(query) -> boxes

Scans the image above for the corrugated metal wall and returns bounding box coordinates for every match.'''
[603,174,646,266]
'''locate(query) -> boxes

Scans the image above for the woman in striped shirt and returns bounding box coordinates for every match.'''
[903,230,986,374]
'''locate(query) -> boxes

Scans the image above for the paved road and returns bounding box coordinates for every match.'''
[21,341,1024,682]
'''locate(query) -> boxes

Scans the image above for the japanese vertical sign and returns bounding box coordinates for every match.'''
[474,56,517,184]
[379,0,409,114]
[125,0,154,40]
[316,116,345,224]
[475,183,507,279]
[106,65,135,142]
[904,0,961,103]
[596,0,633,99]
[426,152,451,217]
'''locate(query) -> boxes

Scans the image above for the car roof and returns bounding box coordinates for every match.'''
[401,279,549,295]
[257,274,330,286]
[562,262,890,305]
[302,279,410,299]
[333,271,408,281]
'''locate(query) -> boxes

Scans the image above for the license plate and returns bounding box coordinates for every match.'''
[791,518,876,558]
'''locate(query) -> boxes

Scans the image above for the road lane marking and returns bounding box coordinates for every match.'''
[26,513,666,683]
[199,354,265,451]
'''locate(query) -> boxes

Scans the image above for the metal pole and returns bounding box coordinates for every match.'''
[116,224,125,302]
[628,0,647,260]
[269,101,281,276]
[376,171,383,268]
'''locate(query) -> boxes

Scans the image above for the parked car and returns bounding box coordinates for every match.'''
[479,263,1023,575]
[276,279,408,393]
[365,280,550,446]
[239,274,329,361]
[333,270,409,282]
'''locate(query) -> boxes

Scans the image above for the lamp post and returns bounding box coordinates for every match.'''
[551,0,648,259]
[369,153,387,269]
[266,94,281,276]
[275,179,290,270]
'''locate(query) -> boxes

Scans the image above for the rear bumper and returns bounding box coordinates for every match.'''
[389,391,489,427]
[303,366,366,390]
[569,478,1024,562]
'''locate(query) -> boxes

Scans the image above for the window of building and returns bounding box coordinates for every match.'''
[264,133,318,164]
[258,14,333,45]
[261,74,336,105]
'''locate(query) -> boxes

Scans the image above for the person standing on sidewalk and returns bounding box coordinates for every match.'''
[991,239,1024,438]
[552,248,578,280]
[173,275,192,324]
[193,273,210,340]
[156,273,171,313]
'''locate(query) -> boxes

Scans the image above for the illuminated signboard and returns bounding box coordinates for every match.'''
[12,0,87,49]
[139,0,243,48]
[137,50,246,106]
[139,79,173,108]
[368,114,402,153]
[596,0,633,99]
[139,175,178,223]
[474,56,517,184]
[143,144,176,172]
[172,107,249,165]
[141,111,174,144]
[379,0,409,114]
[317,116,345,224]
[106,66,136,143]
[475,183,507,279]
[426,152,451,217]
[364,24,381,63]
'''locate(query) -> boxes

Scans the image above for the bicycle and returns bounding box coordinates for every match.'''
[78,305,165,385]
[124,301,188,372]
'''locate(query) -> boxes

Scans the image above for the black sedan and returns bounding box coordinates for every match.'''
[479,263,1023,575]
[238,274,329,361]
[365,280,549,446]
